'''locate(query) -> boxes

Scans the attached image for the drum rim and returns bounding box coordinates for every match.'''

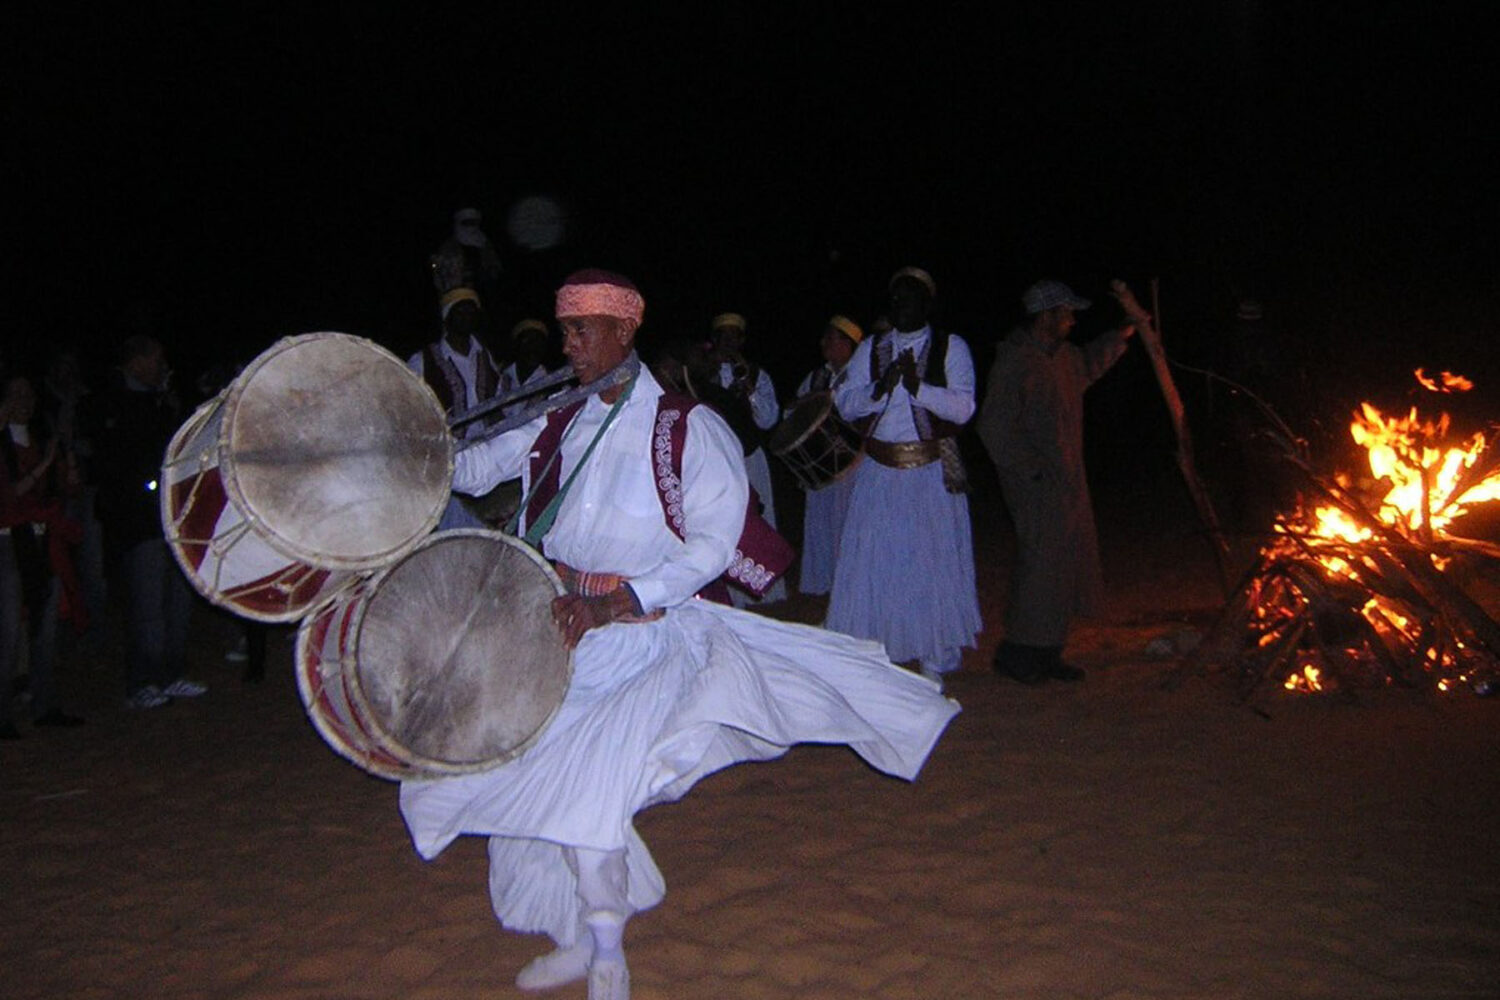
[293,577,414,779]
[161,395,341,623]
[768,390,836,456]
[218,332,453,572]
[309,528,573,779]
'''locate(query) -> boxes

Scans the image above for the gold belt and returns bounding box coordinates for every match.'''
[864,437,944,469]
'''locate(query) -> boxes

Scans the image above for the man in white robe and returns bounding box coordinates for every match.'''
[828,268,982,686]
[399,270,958,1000]
[787,315,862,595]
[408,287,504,529]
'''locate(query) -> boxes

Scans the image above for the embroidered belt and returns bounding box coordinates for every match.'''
[865,437,944,469]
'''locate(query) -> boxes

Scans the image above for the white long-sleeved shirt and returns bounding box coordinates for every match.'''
[833,326,976,441]
[453,367,749,613]
[716,363,780,431]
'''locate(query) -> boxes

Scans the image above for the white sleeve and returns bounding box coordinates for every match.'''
[833,338,879,420]
[451,416,546,495]
[627,406,750,612]
[748,369,779,430]
[912,334,976,425]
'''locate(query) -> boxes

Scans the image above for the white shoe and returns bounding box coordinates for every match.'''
[162,678,208,698]
[516,939,592,991]
[125,686,171,710]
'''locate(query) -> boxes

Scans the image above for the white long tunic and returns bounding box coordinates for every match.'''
[826,328,982,669]
[402,366,960,946]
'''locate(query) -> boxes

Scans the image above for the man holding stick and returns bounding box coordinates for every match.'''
[978,280,1136,684]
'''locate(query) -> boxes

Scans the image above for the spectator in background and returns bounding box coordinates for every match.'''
[430,206,503,306]
[91,336,206,709]
[2,372,86,735]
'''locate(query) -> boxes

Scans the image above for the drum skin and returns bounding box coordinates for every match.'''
[222,332,452,569]
[161,332,452,621]
[767,391,863,491]
[296,530,572,780]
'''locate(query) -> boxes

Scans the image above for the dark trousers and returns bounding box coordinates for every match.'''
[123,539,194,694]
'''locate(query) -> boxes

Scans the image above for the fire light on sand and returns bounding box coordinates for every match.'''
[1199,369,1500,699]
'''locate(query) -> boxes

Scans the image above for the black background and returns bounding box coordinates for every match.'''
[8,4,1498,459]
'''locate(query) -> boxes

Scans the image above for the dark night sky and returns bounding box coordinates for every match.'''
[6,3,1499,415]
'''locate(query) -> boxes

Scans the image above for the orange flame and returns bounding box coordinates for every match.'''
[1414,368,1474,393]
[1267,370,1499,694]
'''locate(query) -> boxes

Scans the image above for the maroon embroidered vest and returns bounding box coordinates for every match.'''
[523,389,793,603]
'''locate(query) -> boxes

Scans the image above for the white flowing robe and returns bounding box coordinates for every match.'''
[827,328,982,670]
[399,366,959,946]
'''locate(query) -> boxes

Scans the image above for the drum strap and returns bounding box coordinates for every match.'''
[508,379,636,545]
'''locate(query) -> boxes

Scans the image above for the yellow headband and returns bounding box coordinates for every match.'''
[828,315,863,343]
[510,319,548,339]
[889,267,936,298]
[439,286,481,319]
[710,312,746,333]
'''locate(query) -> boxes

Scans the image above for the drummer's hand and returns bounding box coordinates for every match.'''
[551,587,643,649]
[873,362,902,400]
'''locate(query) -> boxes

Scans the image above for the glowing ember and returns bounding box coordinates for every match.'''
[1284,664,1324,692]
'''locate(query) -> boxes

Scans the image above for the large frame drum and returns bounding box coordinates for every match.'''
[162,332,452,621]
[296,529,572,781]
[768,390,863,491]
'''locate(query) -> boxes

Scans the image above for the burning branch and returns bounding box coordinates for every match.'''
[1192,370,1500,699]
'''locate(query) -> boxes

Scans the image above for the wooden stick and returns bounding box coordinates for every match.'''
[1112,278,1234,596]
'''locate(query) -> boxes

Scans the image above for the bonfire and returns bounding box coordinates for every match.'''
[1197,369,1500,698]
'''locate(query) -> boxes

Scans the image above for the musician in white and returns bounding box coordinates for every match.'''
[501,318,556,403]
[828,268,983,687]
[707,312,787,605]
[399,270,958,1000]
[788,315,862,595]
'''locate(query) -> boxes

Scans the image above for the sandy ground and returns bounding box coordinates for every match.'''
[4,482,1500,1000]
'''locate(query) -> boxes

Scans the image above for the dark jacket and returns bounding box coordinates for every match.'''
[87,371,181,558]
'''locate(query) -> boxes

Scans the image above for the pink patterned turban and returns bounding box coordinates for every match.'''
[555,269,645,325]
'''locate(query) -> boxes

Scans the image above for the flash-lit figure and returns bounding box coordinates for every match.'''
[828,268,982,687]
[400,269,958,1000]
[706,312,786,605]
[788,315,862,595]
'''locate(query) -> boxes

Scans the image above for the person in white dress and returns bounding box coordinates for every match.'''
[400,270,959,1000]
[788,315,862,595]
[827,268,983,686]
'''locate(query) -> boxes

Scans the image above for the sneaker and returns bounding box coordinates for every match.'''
[126,686,172,710]
[161,678,208,698]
